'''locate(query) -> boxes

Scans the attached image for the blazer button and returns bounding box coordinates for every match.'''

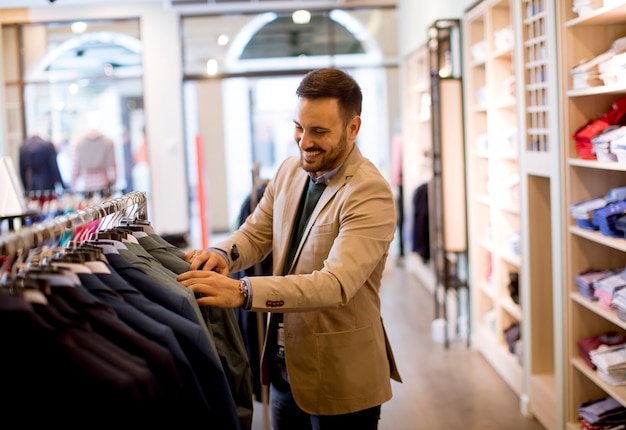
[266,300,285,307]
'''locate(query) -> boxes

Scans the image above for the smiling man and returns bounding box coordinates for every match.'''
[177,67,402,430]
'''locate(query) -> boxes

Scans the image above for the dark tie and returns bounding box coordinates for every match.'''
[282,178,326,275]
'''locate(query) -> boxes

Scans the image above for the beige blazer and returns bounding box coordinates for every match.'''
[213,145,402,415]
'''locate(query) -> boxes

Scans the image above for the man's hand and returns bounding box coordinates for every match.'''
[176,270,244,308]
[184,249,229,274]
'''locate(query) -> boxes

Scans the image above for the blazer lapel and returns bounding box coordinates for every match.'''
[283,146,366,274]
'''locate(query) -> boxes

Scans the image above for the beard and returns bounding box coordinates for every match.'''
[299,130,349,174]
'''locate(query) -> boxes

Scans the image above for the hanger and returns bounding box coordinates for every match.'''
[0,232,51,300]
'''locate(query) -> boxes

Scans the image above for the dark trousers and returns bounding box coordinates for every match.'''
[269,383,381,430]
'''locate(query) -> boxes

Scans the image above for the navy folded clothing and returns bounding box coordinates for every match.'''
[579,396,626,426]
[593,200,626,237]
[615,214,626,238]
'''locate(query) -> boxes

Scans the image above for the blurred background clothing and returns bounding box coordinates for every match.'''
[19,134,66,193]
[71,129,117,196]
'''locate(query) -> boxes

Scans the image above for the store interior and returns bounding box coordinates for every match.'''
[4,0,626,429]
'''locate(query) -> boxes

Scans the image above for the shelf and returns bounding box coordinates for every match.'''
[501,252,521,267]
[559,0,626,426]
[571,291,626,330]
[501,295,522,320]
[523,151,552,177]
[479,280,497,299]
[569,158,626,172]
[474,324,523,395]
[569,226,626,252]
[565,1,626,27]
[572,357,626,407]
[401,43,432,283]
[567,84,626,97]
[465,0,525,407]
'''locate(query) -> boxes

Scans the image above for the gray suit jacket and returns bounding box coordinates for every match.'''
[212,145,402,415]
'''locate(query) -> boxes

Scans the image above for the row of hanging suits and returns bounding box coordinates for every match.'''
[0,218,253,428]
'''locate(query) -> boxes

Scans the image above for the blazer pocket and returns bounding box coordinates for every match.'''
[298,222,335,270]
[309,222,334,235]
[316,325,387,400]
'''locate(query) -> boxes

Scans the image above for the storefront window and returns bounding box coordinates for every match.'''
[3,18,149,204]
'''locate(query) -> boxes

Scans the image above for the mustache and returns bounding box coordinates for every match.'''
[300,146,323,152]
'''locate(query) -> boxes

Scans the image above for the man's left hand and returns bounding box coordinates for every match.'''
[176,270,244,308]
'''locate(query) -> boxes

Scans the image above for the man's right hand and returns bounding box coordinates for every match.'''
[184,249,229,275]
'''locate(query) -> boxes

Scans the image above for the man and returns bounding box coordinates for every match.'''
[19,134,66,194]
[177,67,401,430]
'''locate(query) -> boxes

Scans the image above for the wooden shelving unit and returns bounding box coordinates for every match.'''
[556,0,626,427]
[402,43,436,291]
[516,0,563,428]
[463,1,565,424]
[463,0,524,397]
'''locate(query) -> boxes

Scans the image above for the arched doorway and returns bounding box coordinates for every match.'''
[181,6,398,247]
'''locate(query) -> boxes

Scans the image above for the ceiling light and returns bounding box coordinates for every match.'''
[71,21,87,34]
[206,58,218,76]
[292,10,311,25]
[217,34,229,46]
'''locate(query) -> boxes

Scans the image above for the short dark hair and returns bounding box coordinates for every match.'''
[296,68,362,125]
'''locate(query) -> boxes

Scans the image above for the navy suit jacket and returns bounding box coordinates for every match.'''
[46,280,188,416]
[52,261,213,420]
[86,260,241,430]
[0,294,167,426]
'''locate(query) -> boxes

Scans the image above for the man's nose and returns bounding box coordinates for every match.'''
[298,131,313,148]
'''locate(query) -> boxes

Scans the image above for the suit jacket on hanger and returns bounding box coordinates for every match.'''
[133,237,254,430]
[86,260,241,430]
[51,261,213,420]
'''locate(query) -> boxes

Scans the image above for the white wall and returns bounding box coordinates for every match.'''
[397,0,477,58]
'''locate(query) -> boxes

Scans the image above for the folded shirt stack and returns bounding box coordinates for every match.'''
[576,269,616,299]
[591,125,626,162]
[571,198,607,230]
[572,0,604,17]
[573,96,626,159]
[590,345,626,385]
[577,331,626,369]
[593,200,626,237]
[594,269,626,310]
[610,287,626,322]
[571,187,626,231]
[494,26,514,53]
[578,396,626,429]
[571,37,626,89]
[599,51,626,88]
[615,214,626,239]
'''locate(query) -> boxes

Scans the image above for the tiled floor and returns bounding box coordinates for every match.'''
[250,255,545,430]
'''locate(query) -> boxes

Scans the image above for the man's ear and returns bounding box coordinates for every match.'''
[347,115,361,140]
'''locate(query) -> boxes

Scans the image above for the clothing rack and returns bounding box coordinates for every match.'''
[0,190,148,262]
[0,188,253,428]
